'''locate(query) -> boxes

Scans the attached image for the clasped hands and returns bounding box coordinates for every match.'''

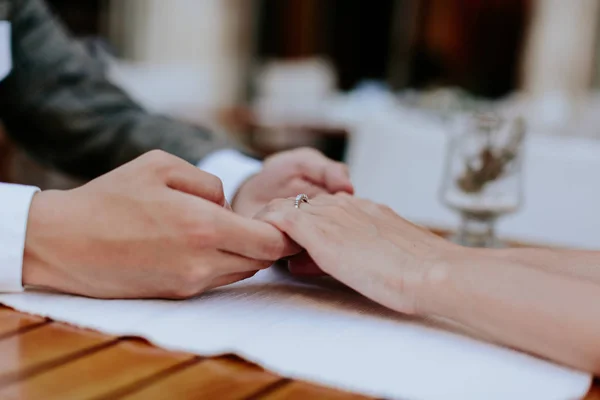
[23,149,600,375]
[22,148,354,299]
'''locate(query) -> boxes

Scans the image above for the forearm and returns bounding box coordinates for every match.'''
[495,247,600,284]
[418,248,600,374]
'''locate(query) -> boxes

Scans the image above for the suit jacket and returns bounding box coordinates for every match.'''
[0,0,230,179]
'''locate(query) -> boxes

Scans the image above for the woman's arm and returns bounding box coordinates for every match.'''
[493,248,600,284]
[420,248,600,374]
[257,194,600,375]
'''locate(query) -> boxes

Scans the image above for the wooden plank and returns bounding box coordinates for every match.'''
[259,381,371,400]
[0,308,46,338]
[0,340,193,400]
[120,358,280,400]
[0,322,115,383]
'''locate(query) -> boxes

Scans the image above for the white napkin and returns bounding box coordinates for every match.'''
[0,268,591,400]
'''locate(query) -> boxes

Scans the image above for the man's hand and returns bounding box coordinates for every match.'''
[22,151,298,299]
[232,148,354,218]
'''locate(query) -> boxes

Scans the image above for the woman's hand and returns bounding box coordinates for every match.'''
[232,148,353,218]
[255,193,455,314]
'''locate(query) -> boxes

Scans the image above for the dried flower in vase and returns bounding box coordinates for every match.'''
[457,116,525,194]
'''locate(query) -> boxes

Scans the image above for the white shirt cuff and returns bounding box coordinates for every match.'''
[196,149,263,203]
[0,183,40,292]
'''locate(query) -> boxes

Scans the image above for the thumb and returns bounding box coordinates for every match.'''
[290,149,354,194]
[166,162,226,206]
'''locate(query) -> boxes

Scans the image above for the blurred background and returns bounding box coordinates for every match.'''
[3,0,600,248]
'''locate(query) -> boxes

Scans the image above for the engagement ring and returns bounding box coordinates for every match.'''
[294,194,309,209]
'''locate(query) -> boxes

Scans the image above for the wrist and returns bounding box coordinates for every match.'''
[413,245,479,318]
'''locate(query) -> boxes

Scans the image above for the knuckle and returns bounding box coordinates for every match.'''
[169,266,211,299]
[363,201,380,215]
[187,265,212,286]
[325,204,344,218]
[378,204,395,215]
[146,151,179,177]
[296,146,321,158]
[145,149,171,165]
[353,196,373,207]
[335,196,353,209]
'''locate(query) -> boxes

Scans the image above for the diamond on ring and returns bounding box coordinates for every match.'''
[294,194,309,209]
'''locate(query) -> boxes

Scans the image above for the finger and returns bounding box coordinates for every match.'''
[253,197,310,220]
[166,161,226,206]
[212,249,272,273]
[310,193,346,205]
[294,150,354,194]
[182,252,265,296]
[286,193,348,210]
[255,197,325,253]
[325,162,354,194]
[288,251,327,276]
[204,201,302,260]
[290,179,327,199]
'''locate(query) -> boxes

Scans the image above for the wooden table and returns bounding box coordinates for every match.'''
[0,305,597,400]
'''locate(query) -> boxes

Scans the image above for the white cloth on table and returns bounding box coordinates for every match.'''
[0,268,591,400]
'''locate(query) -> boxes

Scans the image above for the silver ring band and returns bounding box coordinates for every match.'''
[294,194,309,209]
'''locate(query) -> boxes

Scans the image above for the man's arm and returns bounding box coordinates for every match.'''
[0,0,232,179]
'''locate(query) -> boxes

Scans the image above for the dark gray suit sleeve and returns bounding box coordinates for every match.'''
[0,0,231,179]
